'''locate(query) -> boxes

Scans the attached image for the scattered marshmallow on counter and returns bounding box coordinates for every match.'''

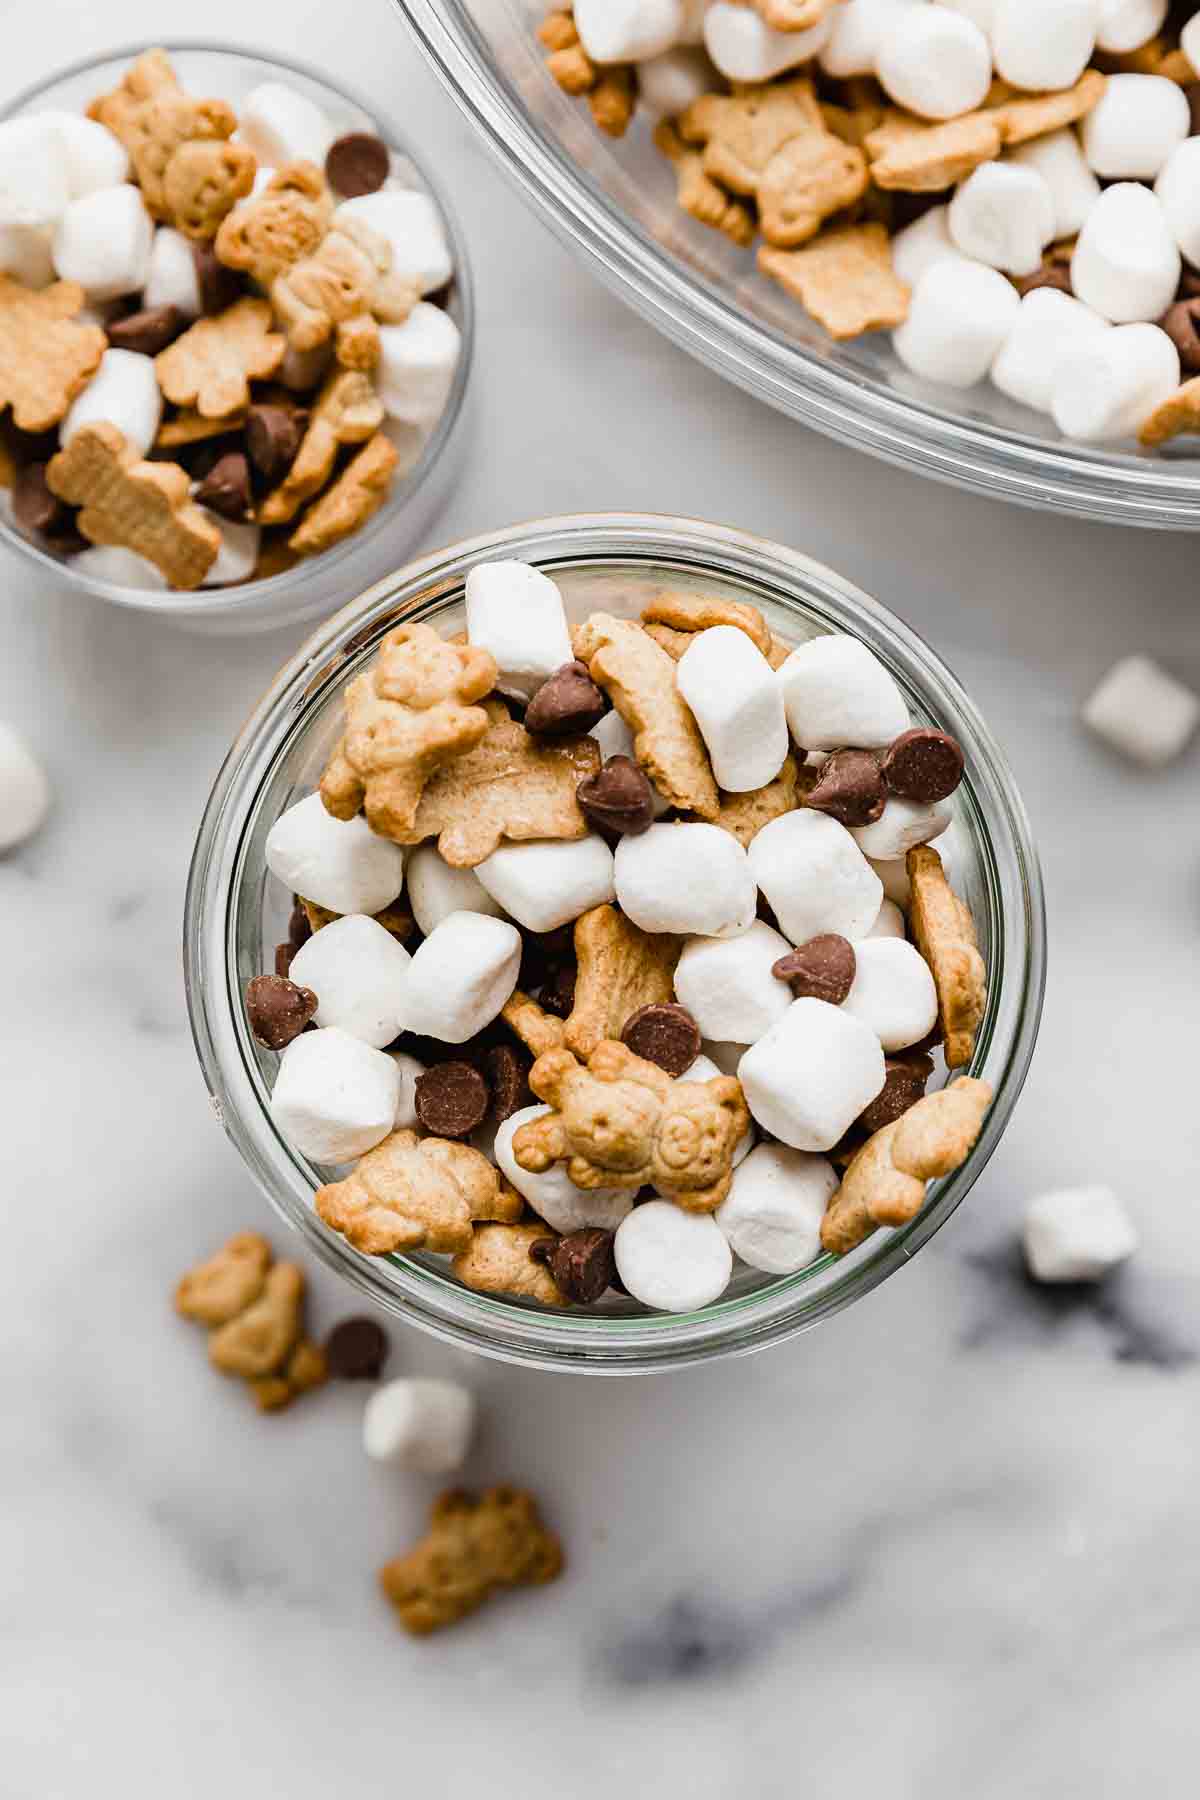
[1070,183,1180,324]
[990,0,1098,94]
[265,791,406,917]
[739,998,886,1151]
[894,258,1022,388]
[715,1141,837,1274]
[52,184,153,301]
[675,625,788,792]
[1081,75,1190,181]
[875,6,992,120]
[615,822,757,939]
[142,226,202,317]
[288,914,412,1049]
[0,116,72,228]
[402,911,522,1044]
[614,1200,733,1313]
[851,795,951,861]
[0,720,50,850]
[496,1106,633,1233]
[948,162,1055,278]
[749,810,884,945]
[363,1377,477,1472]
[704,1,835,83]
[60,346,163,457]
[1081,654,1200,766]
[390,1051,426,1131]
[777,634,909,752]
[1009,130,1101,243]
[673,919,794,1046]
[405,843,506,936]
[1023,1186,1138,1283]
[476,836,615,933]
[1052,321,1180,442]
[991,287,1110,416]
[270,1027,401,1163]
[238,81,334,168]
[840,937,939,1052]
[465,561,573,702]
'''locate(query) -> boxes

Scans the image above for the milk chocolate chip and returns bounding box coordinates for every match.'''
[414,1061,489,1138]
[195,450,252,521]
[525,662,607,736]
[857,1053,935,1135]
[12,462,66,535]
[1160,298,1200,376]
[531,1228,616,1304]
[245,974,318,1048]
[107,304,186,356]
[880,728,964,803]
[806,748,886,827]
[325,1316,389,1380]
[246,403,308,484]
[485,1043,533,1124]
[577,755,655,836]
[325,132,391,198]
[192,241,242,315]
[772,934,856,1006]
[621,1002,702,1077]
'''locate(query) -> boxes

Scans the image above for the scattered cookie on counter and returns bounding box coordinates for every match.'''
[175,1232,328,1411]
[379,1486,564,1636]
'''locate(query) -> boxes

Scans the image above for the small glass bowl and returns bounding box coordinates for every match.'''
[0,42,474,634]
[186,513,1046,1374]
[395,0,1200,530]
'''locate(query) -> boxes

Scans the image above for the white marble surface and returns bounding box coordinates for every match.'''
[3,1,1200,1792]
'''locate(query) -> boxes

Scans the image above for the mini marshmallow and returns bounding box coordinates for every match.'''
[948,161,1055,278]
[476,836,615,933]
[1071,183,1181,323]
[336,191,452,296]
[390,1051,425,1130]
[576,0,686,62]
[749,810,884,945]
[288,914,413,1048]
[0,117,71,228]
[850,794,952,860]
[60,347,163,457]
[704,1,835,82]
[0,222,54,287]
[841,937,938,1051]
[238,82,333,168]
[937,0,995,28]
[405,843,506,936]
[615,823,757,939]
[70,544,168,589]
[991,0,1097,93]
[893,257,1022,387]
[683,1054,754,1167]
[991,288,1110,415]
[590,711,671,815]
[142,226,202,318]
[1052,321,1180,440]
[265,791,405,917]
[636,48,715,119]
[376,303,461,430]
[1081,75,1189,181]
[1095,0,1167,54]
[1009,131,1101,242]
[0,720,50,851]
[270,1026,401,1164]
[1023,1186,1138,1283]
[496,1105,633,1233]
[465,560,573,703]
[890,204,970,289]
[870,855,911,909]
[875,8,992,121]
[673,920,794,1046]
[614,1201,733,1313]
[676,626,788,793]
[715,1141,837,1274]
[1081,654,1200,766]
[363,1378,477,1473]
[52,184,153,301]
[39,111,129,199]
[777,634,909,751]
[1155,138,1200,269]
[402,911,522,1044]
[1183,12,1200,75]
[868,897,907,939]
[820,0,926,80]
[199,513,260,587]
[739,999,886,1151]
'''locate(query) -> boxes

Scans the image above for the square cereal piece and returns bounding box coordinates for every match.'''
[1081,655,1200,767]
[758,223,909,340]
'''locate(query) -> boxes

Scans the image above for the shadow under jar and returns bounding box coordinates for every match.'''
[186,513,1046,1373]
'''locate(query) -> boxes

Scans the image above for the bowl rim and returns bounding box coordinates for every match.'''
[0,37,476,614]
[185,510,1048,1375]
[393,0,1200,531]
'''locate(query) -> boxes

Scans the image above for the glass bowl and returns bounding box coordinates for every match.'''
[185,512,1046,1374]
[0,42,474,634]
[395,0,1200,530]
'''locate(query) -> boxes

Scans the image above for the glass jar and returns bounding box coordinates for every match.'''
[185,514,1046,1372]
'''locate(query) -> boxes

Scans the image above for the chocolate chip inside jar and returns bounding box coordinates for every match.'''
[524,661,608,736]
[325,132,391,199]
[12,462,68,537]
[621,1002,702,1077]
[107,304,187,356]
[245,974,319,1049]
[531,1229,617,1305]
[880,728,965,804]
[245,403,309,485]
[414,1061,490,1139]
[194,450,253,521]
[576,755,655,836]
[805,748,887,827]
[772,934,857,1007]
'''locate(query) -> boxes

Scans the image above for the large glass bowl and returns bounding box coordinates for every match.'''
[0,43,474,633]
[186,513,1046,1374]
[395,0,1200,530]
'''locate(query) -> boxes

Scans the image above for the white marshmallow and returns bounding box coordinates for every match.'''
[465,560,573,702]
[1155,137,1200,269]
[0,223,54,287]
[676,626,789,793]
[820,0,926,79]
[1023,1186,1138,1283]
[673,920,793,1046]
[390,1051,425,1130]
[70,544,168,590]
[142,227,202,318]
[496,1105,633,1233]
[948,162,1055,278]
[636,47,715,118]
[704,1,835,82]
[875,9,992,121]
[238,82,333,168]
[1095,0,1167,54]
[868,897,907,939]
[199,513,260,587]
[841,937,938,1051]
[870,855,911,909]
[60,347,162,457]
[405,843,506,936]
[265,791,405,917]
[0,721,50,850]
[476,836,615,932]
[336,191,451,296]
[614,1201,733,1313]
[850,794,952,859]
[991,288,1110,415]
[1082,75,1189,181]
[614,822,757,939]
[363,1378,476,1472]
[936,0,996,28]
[1052,320,1180,440]
[38,111,129,199]
[777,634,909,751]
[890,204,970,288]
[270,1026,400,1163]
[1081,654,1200,766]
[1071,183,1180,323]
[288,914,413,1049]
[682,1054,754,1167]
[589,712,671,816]
[1183,12,1200,76]
[376,303,461,430]
[739,999,886,1151]
[991,0,1098,93]
[402,911,522,1043]
[52,185,153,301]
[893,257,1022,386]
[1009,131,1101,242]
[715,1141,837,1274]
[0,117,71,228]
[576,0,686,61]
[748,810,883,945]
